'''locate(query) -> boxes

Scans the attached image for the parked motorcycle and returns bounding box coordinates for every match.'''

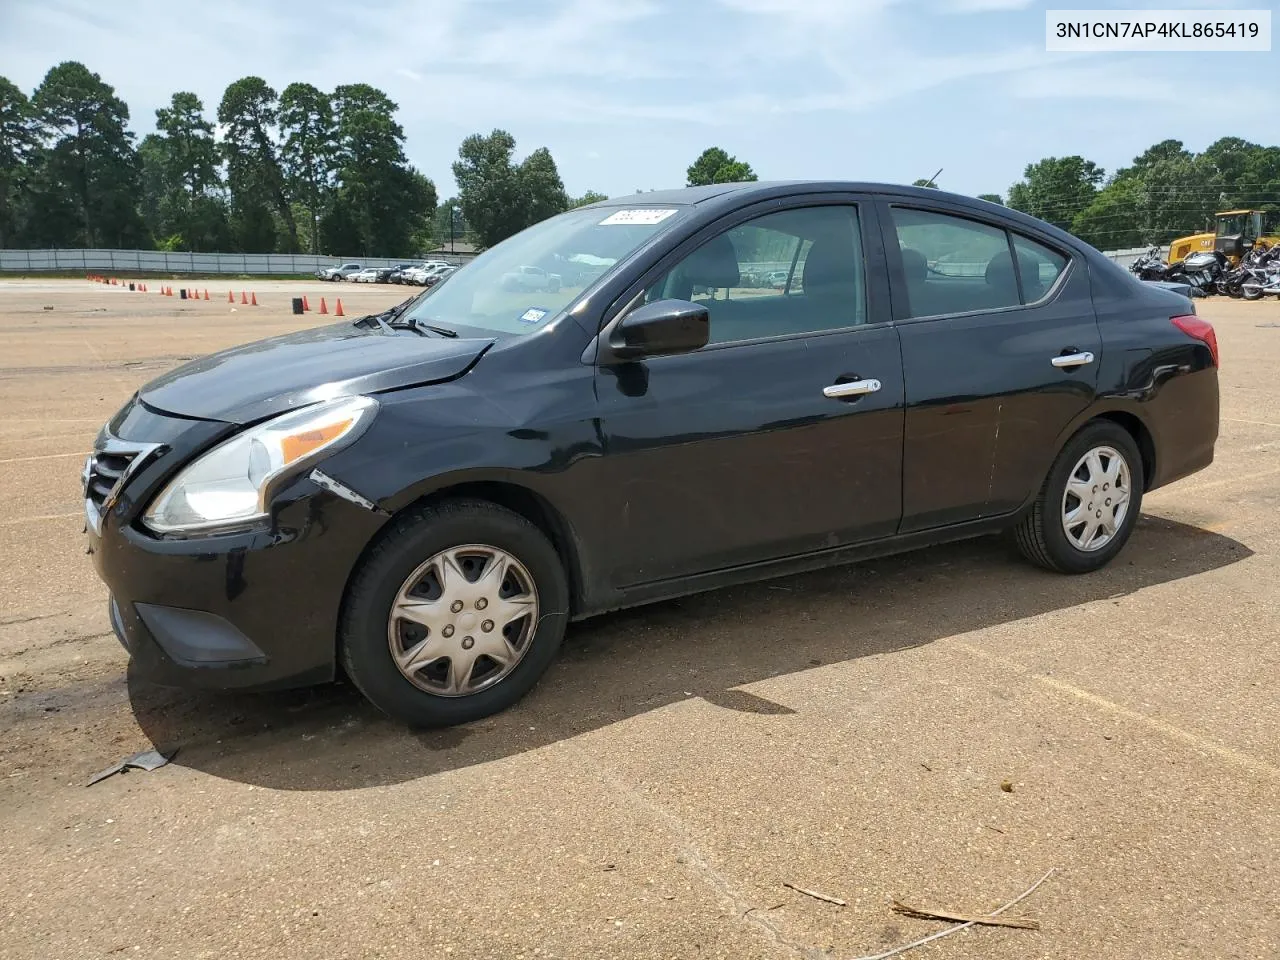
[1129,246,1168,282]
[1168,250,1230,296]
[1239,244,1280,300]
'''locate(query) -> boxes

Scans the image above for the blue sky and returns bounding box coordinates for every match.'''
[1,0,1276,200]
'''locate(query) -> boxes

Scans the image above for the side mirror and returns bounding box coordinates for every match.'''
[602,299,710,363]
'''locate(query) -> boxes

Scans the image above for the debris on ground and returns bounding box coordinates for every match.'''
[851,868,1055,960]
[86,749,176,786]
[782,881,846,906]
[891,898,1039,929]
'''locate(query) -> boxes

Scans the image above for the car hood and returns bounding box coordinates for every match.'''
[138,321,494,424]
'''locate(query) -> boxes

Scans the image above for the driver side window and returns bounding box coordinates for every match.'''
[643,205,866,345]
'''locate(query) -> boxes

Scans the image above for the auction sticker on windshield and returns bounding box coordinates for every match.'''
[599,209,678,226]
[519,307,549,324]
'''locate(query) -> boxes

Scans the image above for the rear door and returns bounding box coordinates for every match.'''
[879,199,1101,530]
[593,196,905,587]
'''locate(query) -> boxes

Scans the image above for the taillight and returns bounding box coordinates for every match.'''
[1171,314,1219,368]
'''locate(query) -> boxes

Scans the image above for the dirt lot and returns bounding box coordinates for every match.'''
[0,278,1277,959]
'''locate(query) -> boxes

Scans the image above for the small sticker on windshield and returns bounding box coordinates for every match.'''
[599,208,678,226]
[519,307,548,324]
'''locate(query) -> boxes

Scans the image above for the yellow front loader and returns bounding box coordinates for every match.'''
[1168,210,1279,265]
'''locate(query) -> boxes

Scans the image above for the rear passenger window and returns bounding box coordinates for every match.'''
[890,207,1035,318]
[1012,234,1068,302]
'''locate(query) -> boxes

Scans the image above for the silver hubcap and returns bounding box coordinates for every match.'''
[1061,445,1131,552]
[387,545,539,697]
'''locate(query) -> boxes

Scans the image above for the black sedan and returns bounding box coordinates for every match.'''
[84,181,1219,727]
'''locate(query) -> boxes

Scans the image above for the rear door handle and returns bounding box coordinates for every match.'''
[1051,351,1095,369]
[824,378,882,399]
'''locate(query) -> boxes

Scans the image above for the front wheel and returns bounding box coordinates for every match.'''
[340,499,569,727]
[1013,421,1144,574]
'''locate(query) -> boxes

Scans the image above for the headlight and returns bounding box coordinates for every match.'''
[143,395,378,534]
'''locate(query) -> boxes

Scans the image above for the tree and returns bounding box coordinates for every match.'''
[30,61,145,248]
[519,146,568,226]
[330,83,434,256]
[0,76,39,248]
[571,190,608,208]
[1070,178,1143,250]
[912,178,939,189]
[977,193,1004,205]
[687,147,757,187]
[279,82,336,253]
[146,92,226,250]
[454,129,570,248]
[1006,155,1104,232]
[218,77,297,251]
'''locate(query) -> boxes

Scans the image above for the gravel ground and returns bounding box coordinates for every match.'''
[0,278,1277,959]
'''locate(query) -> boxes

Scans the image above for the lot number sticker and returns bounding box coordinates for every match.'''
[599,209,678,226]
[519,307,549,324]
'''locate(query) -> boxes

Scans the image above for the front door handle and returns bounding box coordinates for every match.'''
[824,378,882,399]
[1051,351,1095,369]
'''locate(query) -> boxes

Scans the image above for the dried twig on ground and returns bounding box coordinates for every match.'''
[851,868,1055,960]
[782,882,847,906]
[891,899,1039,929]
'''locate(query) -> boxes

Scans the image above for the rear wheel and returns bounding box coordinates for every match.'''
[340,499,569,727]
[1014,421,1144,574]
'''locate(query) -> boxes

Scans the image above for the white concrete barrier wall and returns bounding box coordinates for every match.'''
[0,249,475,274]
[0,246,1161,275]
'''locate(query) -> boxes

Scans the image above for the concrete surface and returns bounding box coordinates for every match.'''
[0,278,1276,959]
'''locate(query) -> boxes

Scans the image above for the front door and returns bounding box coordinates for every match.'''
[592,199,905,588]
[881,200,1101,530]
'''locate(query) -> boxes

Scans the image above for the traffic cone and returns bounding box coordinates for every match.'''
[334,298,345,317]
[319,297,328,315]
[204,289,210,301]
[241,291,248,304]
[250,291,258,306]
[228,290,234,303]
[302,295,310,312]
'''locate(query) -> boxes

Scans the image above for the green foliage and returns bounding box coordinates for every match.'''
[145,92,227,251]
[1006,156,1104,232]
[453,130,568,249]
[218,77,297,251]
[912,178,939,189]
[0,76,39,247]
[686,147,757,187]
[571,190,608,208]
[30,61,146,247]
[329,84,435,256]
[977,193,1003,206]
[279,83,335,254]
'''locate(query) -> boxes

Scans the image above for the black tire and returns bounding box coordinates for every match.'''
[340,499,569,727]
[1242,284,1264,301]
[1013,420,1145,574]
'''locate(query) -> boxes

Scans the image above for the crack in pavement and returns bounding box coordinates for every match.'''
[574,742,828,960]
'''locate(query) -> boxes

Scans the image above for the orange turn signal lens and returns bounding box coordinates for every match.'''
[281,418,353,464]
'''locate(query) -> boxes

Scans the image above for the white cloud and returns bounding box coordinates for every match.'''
[940,0,1034,11]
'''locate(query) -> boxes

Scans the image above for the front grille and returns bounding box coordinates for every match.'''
[84,436,164,532]
[85,450,140,512]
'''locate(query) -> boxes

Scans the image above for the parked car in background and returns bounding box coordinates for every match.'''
[408,263,455,286]
[423,265,458,287]
[316,262,363,281]
[500,264,562,292]
[387,264,420,284]
[350,268,381,283]
[407,261,458,284]
[85,181,1219,729]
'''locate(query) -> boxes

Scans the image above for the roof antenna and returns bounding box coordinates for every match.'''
[919,167,943,188]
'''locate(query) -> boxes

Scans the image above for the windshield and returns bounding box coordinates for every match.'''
[402,205,687,335]
[1216,214,1246,237]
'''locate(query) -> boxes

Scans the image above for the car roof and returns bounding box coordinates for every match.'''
[586,180,1090,255]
